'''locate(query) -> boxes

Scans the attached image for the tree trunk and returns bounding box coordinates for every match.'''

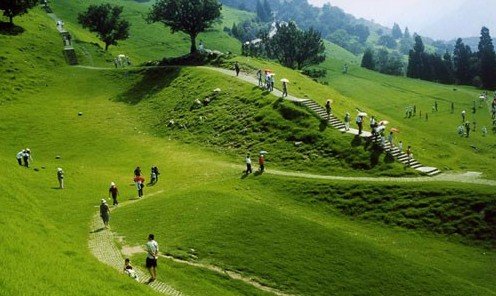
[190,34,197,54]
[9,15,13,25]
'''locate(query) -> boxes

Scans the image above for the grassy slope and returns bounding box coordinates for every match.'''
[1,5,495,296]
[50,0,251,66]
[231,50,496,179]
[120,66,409,176]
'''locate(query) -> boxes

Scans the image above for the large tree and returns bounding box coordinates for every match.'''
[147,0,222,54]
[407,35,425,79]
[78,4,130,51]
[391,23,402,40]
[453,38,473,85]
[477,27,496,89]
[361,48,375,70]
[0,0,38,25]
[268,21,325,69]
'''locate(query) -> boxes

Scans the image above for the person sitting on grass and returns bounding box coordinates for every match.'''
[123,258,138,281]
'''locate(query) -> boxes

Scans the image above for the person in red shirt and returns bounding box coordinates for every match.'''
[133,176,145,198]
[258,154,265,173]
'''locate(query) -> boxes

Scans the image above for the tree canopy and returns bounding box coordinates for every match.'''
[477,27,496,89]
[78,4,130,51]
[267,21,325,69]
[147,0,222,54]
[0,0,38,25]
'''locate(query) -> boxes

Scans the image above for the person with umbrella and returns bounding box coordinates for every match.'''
[258,153,265,173]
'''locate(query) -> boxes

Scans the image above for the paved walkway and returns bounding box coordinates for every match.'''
[88,191,184,296]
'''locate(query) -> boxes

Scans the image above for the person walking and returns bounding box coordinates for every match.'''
[16,149,24,166]
[369,116,377,137]
[464,121,471,138]
[57,168,64,189]
[257,69,263,87]
[258,154,265,173]
[270,75,274,92]
[245,154,252,174]
[356,115,363,135]
[398,141,403,152]
[234,62,240,77]
[134,175,145,198]
[406,146,412,166]
[134,166,142,177]
[23,148,32,167]
[387,131,394,147]
[100,199,110,229]
[109,182,119,206]
[461,110,466,123]
[325,100,332,120]
[282,81,288,97]
[344,112,350,131]
[145,234,159,284]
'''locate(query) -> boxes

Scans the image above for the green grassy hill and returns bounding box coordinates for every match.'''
[49,0,251,66]
[0,3,495,296]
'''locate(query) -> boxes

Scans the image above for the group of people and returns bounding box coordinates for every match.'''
[16,148,32,167]
[98,166,161,284]
[244,154,265,174]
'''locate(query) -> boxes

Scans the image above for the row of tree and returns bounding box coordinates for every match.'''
[406,27,496,89]
[361,48,404,76]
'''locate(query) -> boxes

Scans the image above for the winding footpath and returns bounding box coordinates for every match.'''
[88,191,184,296]
[88,189,292,296]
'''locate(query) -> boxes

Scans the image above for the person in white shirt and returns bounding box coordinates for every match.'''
[16,150,24,166]
[245,154,252,174]
[146,234,159,283]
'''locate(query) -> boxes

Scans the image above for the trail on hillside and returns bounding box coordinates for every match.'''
[88,191,184,296]
[88,190,291,296]
[74,65,496,186]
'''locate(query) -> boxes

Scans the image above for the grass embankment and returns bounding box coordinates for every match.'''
[113,175,496,296]
[230,53,496,179]
[49,0,249,66]
[119,66,410,176]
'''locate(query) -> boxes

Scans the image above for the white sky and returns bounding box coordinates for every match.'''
[308,0,496,40]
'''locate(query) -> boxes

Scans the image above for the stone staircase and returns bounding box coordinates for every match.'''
[63,47,78,65]
[300,99,442,176]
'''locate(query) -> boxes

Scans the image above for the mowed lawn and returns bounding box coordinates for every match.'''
[0,6,495,296]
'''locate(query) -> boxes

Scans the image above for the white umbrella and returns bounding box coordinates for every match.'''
[379,120,389,125]
[358,112,368,117]
[259,150,268,155]
[280,78,289,83]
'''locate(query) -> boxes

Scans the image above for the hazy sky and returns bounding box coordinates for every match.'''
[308,0,496,40]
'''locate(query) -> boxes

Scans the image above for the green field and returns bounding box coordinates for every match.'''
[0,2,495,296]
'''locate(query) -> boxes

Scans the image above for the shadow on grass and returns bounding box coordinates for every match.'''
[351,135,362,147]
[384,152,395,163]
[369,143,383,167]
[115,67,181,105]
[90,227,105,233]
[51,187,62,190]
[0,22,25,36]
